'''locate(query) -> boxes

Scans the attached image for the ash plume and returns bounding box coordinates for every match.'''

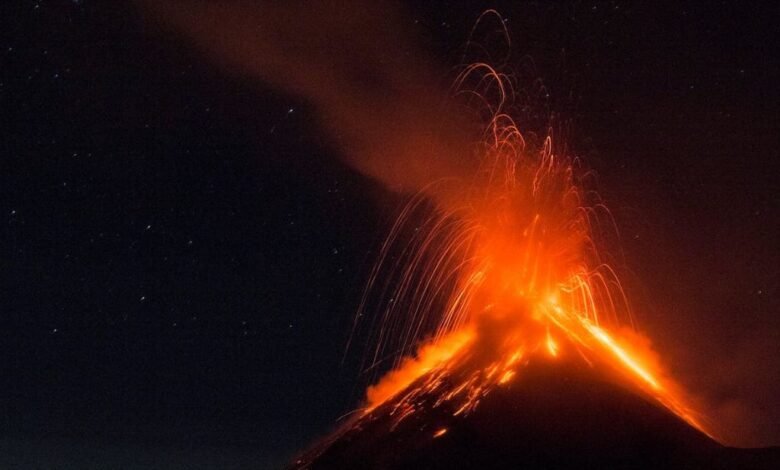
[138,0,476,208]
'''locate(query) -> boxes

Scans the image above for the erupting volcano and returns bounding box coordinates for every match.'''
[139,3,779,468]
[291,54,780,466]
[285,11,780,469]
[292,47,724,468]
[352,61,709,435]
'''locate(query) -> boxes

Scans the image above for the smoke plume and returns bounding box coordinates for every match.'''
[139,0,476,207]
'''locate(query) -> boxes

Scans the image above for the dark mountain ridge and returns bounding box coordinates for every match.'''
[293,356,779,469]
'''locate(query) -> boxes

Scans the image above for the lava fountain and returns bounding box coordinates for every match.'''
[351,22,713,440]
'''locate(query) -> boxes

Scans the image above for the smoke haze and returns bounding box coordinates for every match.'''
[140,0,476,208]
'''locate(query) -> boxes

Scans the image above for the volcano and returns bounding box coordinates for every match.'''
[291,357,779,469]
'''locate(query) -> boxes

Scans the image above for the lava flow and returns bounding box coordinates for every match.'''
[354,57,714,440]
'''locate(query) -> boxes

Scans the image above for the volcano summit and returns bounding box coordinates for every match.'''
[292,356,779,469]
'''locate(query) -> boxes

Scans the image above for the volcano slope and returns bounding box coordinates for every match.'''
[291,357,779,469]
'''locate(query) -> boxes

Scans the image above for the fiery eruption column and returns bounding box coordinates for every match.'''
[356,34,712,439]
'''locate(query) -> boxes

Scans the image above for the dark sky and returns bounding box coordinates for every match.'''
[1,1,778,468]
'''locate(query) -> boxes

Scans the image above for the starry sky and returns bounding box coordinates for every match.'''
[1,1,778,468]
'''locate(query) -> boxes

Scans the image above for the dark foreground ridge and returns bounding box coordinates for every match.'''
[292,359,779,469]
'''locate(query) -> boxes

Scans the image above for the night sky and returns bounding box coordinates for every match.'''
[2,1,778,468]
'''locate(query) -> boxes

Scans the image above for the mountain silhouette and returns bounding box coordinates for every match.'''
[292,356,779,469]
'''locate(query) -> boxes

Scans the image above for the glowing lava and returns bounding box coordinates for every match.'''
[354,33,713,439]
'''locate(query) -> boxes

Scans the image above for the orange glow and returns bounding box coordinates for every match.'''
[365,329,474,410]
[499,370,515,385]
[584,323,660,390]
[355,11,714,441]
[546,329,559,357]
[433,428,448,438]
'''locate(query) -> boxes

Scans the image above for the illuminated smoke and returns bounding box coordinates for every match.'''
[139,0,477,208]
